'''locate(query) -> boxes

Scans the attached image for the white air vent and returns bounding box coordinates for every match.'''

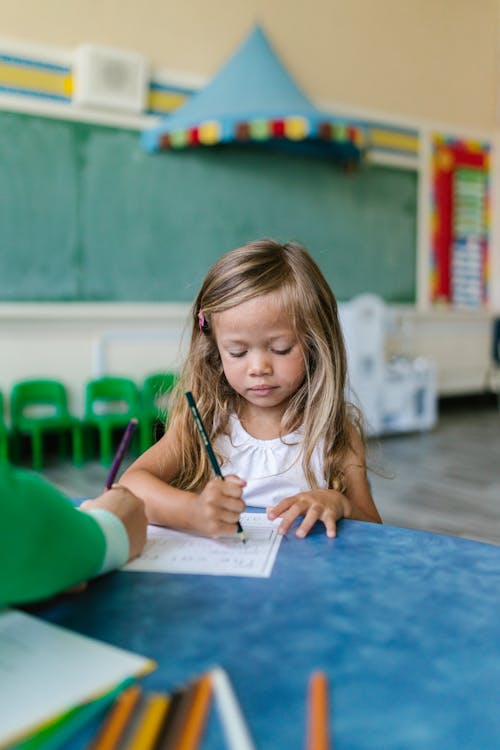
[73,44,149,114]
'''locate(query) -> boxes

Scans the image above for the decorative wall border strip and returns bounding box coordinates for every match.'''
[0,42,420,162]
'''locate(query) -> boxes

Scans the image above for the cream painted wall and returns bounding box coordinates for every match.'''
[3,0,499,130]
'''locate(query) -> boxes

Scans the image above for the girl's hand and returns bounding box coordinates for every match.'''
[194,475,246,538]
[267,490,348,539]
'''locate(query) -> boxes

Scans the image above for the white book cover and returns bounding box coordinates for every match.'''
[0,609,155,747]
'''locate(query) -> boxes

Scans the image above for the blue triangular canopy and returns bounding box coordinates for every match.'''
[142,26,365,161]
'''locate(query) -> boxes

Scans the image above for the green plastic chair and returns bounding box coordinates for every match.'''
[0,391,9,464]
[10,379,83,470]
[84,376,141,466]
[140,372,177,452]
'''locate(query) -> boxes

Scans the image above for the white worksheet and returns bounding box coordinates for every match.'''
[0,610,154,748]
[124,513,283,578]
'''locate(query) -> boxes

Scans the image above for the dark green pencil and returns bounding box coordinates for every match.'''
[185,391,246,543]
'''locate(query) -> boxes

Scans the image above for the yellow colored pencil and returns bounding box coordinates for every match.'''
[89,684,142,750]
[123,693,170,750]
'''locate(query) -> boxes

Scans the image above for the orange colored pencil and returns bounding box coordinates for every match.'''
[175,673,213,750]
[89,684,142,750]
[306,671,331,750]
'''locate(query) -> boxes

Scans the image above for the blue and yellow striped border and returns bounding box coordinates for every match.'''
[147,81,190,116]
[0,51,192,115]
[0,53,72,102]
[0,49,420,160]
[366,124,419,158]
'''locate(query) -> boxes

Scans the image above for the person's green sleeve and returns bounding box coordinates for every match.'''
[0,466,110,606]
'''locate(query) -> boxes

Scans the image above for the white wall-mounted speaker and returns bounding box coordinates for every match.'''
[73,44,149,114]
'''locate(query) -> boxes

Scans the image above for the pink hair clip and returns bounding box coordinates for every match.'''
[198,308,207,332]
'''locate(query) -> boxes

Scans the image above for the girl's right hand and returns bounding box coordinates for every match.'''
[194,475,246,538]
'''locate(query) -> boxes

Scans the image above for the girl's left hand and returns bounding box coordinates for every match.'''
[267,490,348,538]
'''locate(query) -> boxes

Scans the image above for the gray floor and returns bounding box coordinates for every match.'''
[38,396,500,546]
[369,396,500,545]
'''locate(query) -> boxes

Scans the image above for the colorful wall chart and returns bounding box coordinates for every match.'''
[431,135,491,307]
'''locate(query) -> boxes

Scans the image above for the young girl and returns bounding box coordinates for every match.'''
[121,239,381,539]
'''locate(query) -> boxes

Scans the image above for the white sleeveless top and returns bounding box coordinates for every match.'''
[215,415,327,508]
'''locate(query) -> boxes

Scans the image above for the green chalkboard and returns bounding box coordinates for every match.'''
[0,110,417,303]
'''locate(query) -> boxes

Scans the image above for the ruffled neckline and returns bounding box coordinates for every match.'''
[229,414,301,448]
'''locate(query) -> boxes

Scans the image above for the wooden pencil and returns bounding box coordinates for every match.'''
[154,685,195,750]
[306,671,331,750]
[185,391,246,542]
[89,684,142,750]
[175,673,213,750]
[122,693,170,750]
[105,418,138,489]
[211,667,256,750]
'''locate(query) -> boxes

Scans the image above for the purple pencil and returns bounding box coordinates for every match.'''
[105,418,138,489]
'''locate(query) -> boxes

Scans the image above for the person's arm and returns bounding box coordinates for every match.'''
[0,467,146,607]
[80,486,147,562]
[121,418,245,537]
[268,425,382,538]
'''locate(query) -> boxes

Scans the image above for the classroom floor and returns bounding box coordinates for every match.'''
[368,395,500,545]
[38,395,500,546]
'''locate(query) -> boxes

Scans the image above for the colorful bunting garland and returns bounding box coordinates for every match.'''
[158,116,364,152]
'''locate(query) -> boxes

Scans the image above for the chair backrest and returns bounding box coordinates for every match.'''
[142,372,176,417]
[85,377,140,419]
[10,379,70,424]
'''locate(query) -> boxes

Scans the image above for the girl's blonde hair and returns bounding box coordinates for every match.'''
[169,239,362,492]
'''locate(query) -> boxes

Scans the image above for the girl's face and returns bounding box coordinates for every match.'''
[212,293,305,416]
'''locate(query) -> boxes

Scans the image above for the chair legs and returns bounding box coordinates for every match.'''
[31,429,44,471]
[11,426,84,470]
[0,432,8,464]
[140,418,153,453]
[94,424,140,467]
[57,424,84,466]
[98,426,114,467]
[10,423,135,469]
[72,424,84,466]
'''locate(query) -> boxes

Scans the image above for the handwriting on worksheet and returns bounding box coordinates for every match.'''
[124,513,282,578]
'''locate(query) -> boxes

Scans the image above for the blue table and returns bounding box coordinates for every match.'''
[36,519,500,749]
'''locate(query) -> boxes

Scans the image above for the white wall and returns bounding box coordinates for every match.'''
[3,0,499,131]
[1,3,498,406]
[0,304,190,418]
[0,303,495,424]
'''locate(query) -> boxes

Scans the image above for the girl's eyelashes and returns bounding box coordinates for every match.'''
[228,347,293,357]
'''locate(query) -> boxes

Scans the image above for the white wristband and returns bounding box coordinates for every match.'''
[86,508,130,575]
